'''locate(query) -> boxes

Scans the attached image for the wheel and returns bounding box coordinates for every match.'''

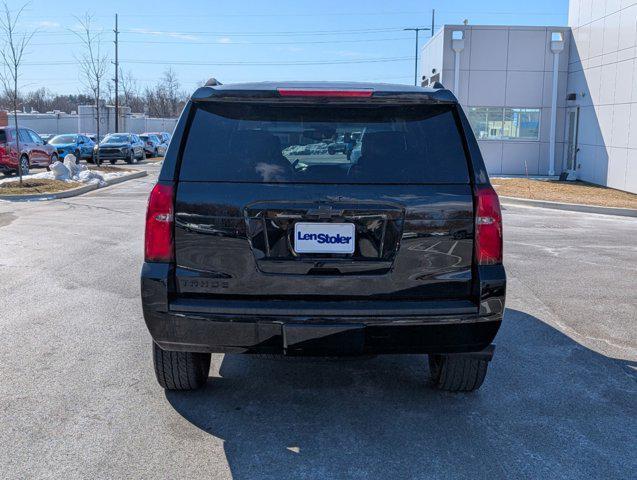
[153,148,158,158]
[74,150,81,163]
[125,149,133,164]
[19,155,29,176]
[428,354,489,392]
[109,159,117,165]
[327,146,335,155]
[152,342,211,390]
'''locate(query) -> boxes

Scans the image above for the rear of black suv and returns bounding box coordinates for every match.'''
[142,82,505,392]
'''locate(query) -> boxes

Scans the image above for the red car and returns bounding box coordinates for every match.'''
[0,127,59,176]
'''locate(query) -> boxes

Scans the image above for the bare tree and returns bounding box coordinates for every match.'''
[161,67,181,117]
[0,1,36,184]
[116,68,144,112]
[144,68,188,118]
[70,14,109,165]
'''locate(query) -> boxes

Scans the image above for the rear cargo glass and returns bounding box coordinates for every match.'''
[180,103,470,183]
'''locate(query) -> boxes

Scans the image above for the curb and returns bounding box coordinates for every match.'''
[499,195,637,218]
[0,170,147,202]
[102,169,147,186]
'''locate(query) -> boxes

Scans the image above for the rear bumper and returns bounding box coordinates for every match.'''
[141,263,506,355]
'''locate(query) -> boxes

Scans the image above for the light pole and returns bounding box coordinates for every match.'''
[404,27,431,86]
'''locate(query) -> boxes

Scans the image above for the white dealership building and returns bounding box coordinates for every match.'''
[420,1,637,193]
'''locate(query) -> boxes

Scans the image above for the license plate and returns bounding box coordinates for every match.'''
[294,222,355,254]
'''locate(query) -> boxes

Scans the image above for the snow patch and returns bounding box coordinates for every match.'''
[0,154,134,188]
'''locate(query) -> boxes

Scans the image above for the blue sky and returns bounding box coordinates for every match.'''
[13,0,569,95]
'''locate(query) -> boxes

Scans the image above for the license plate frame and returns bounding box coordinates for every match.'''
[294,222,355,254]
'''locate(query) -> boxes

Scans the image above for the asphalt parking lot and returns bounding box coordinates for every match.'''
[0,163,635,479]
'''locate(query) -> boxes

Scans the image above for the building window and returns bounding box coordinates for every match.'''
[468,107,504,140]
[503,108,540,140]
[467,107,540,140]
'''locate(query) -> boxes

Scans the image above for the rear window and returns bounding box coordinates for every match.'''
[179,103,470,184]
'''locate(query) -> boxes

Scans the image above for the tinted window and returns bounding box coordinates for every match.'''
[50,135,77,144]
[104,134,130,143]
[180,103,469,184]
[18,129,31,143]
[28,130,43,143]
[0,130,6,143]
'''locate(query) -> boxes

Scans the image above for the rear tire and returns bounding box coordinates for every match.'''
[109,159,117,165]
[19,155,29,176]
[152,342,211,390]
[428,354,489,392]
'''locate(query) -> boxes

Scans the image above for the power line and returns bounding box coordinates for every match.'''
[120,27,407,37]
[14,26,411,38]
[19,11,434,19]
[23,56,412,67]
[119,36,411,45]
[119,56,412,66]
[28,36,416,47]
[19,9,566,20]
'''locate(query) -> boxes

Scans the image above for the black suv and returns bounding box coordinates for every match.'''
[142,82,505,393]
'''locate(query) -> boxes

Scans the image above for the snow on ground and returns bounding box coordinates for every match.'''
[0,155,133,188]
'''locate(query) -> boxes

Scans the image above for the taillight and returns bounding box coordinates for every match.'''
[277,88,373,98]
[474,185,503,265]
[145,183,174,262]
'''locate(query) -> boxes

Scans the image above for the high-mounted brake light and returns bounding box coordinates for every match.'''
[474,185,503,265]
[145,183,174,262]
[277,88,373,98]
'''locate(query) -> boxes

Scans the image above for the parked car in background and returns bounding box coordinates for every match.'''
[48,134,95,162]
[93,133,144,164]
[40,133,55,144]
[139,134,164,157]
[0,127,58,176]
[145,131,171,144]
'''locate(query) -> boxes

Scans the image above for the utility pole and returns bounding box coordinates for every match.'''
[113,13,119,132]
[431,9,435,37]
[404,27,431,86]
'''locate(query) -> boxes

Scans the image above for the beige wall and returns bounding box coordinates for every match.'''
[422,25,570,176]
[568,0,637,193]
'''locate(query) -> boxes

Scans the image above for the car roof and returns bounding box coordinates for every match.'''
[192,81,457,104]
